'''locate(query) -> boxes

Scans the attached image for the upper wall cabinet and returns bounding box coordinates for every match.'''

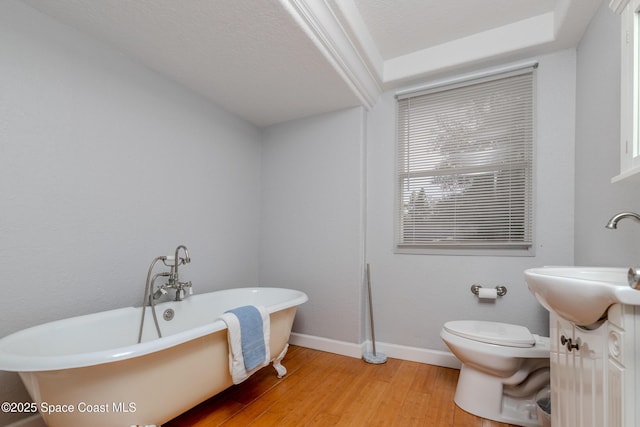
[612,0,640,182]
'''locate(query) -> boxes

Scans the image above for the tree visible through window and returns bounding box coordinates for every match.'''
[396,68,534,251]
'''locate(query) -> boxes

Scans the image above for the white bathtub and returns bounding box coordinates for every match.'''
[0,287,307,427]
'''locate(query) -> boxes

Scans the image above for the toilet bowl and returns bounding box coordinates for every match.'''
[440,320,550,427]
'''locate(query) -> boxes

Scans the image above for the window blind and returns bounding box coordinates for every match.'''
[396,68,534,250]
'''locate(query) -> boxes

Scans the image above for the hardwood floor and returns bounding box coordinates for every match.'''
[164,345,518,427]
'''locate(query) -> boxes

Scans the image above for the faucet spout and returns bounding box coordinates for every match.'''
[169,245,192,301]
[605,212,640,229]
[173,245,191,276]
[605,213,640,290]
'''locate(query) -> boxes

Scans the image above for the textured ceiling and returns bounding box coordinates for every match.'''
[22,0,361,127]
[22,0,602,127]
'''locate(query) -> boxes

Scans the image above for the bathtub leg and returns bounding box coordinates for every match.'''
[272,344,289,378]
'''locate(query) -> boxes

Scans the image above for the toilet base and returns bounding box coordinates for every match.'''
[454,364,541,427]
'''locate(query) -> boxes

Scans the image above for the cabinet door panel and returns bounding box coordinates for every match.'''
[607,360,623,427]
[550,313,607,427]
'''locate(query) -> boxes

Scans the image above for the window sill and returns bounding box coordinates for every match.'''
[395,246,535,257]
[612,164,640,183]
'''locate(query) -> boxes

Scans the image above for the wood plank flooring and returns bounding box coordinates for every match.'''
[164,345,518,427]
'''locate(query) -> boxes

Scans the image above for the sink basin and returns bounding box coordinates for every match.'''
[524,267,640,326]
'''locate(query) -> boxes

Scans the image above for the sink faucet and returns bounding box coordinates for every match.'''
[605,212,640,229]
[605,212,640,289]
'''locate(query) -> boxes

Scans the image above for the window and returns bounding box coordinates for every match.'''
[395,66,535,254]
[612,0,640,182]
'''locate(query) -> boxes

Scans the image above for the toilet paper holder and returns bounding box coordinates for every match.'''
[470,284,507,297]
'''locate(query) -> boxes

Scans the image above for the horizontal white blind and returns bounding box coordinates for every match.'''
[396,70,534,249]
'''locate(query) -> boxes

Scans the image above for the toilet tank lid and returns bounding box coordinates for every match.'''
[443,321,535,348]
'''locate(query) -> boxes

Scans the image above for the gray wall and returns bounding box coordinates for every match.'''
[259,49,579,355]
[366,50,577,351]
[260,108,365,343]
[574,1,640,265]
[1,2,262,424]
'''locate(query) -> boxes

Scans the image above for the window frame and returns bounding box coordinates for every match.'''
[612,0,640,182]
[394,64,536,256]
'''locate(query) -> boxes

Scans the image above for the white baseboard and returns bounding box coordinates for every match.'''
[289,332,363,358]
[289,332,461,369]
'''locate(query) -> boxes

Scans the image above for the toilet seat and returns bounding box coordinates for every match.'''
[443,321,535,348]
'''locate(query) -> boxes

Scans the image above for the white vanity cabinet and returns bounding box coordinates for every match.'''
[549,304,638,426]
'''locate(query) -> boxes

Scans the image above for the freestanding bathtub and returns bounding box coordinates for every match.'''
[0,287,308,427]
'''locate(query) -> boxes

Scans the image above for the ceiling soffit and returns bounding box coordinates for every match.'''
[283,0,601,105]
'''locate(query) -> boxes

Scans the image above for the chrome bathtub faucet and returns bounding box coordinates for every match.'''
[165,245,192,301]
[138,245,193,342]
[605,212,640,289]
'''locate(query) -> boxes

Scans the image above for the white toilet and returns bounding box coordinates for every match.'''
[440,320,550,427]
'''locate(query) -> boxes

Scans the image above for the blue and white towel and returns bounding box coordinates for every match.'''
[219,305,270,384]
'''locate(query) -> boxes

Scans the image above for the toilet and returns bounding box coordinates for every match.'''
[440,320,550,427]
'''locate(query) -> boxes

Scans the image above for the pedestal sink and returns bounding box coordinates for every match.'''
[524,267,640,326]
